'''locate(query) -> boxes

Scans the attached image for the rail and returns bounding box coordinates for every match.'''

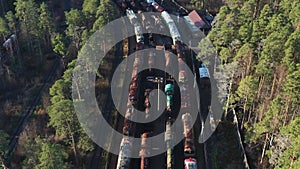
[6,56,61,166]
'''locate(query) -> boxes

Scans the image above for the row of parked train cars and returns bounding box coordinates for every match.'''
[116,6,145,169]
[115,1,211,169]
[160,7,198,169]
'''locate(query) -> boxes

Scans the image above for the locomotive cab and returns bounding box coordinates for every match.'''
[199,62,210,79]
[164,83,174,111]
[184,158,197,169]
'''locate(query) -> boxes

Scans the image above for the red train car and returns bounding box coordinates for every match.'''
[182,113,195,156]
[178,58,188,83]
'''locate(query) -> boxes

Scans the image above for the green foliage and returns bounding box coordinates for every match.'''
[14,0,56,57]
[255,97,283,136]
[190,0,202,9]
[77,129,95,152]
[48,60,94,154]
[14,0,40,37]
[81,29,90,46]
[234,43,253,61]
[275,118,300,169]
[282,29,300,67]
[83,0,99,17]
[210,3,299,162]
[255,23,291,76]
[238,22,252,43]
[22,138,41,169]
[196,37,216,61]
[215,6,231,25]
[65,9,86,28]
[279,0,293,16]
[282,64,300,105]
[36,142,69,169]
[0,17,9,37]
[47,100,78,137]
[250,4,272,44]
[288,2,300,26]
[93,0,117,31]
[39,3,54,34]
[52,33,67,56]
[280,117,300,139]
[236,75,258,105]
[0,130,9,156]
[22,137,69,169]
[224,0,244,8]
[238,0,255,22]
[219,47,231,63]
[5,11,16,33]
[38,2,54,47]
[65,9,86,50]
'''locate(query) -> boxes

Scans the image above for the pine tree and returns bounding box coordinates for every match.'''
[38,2,54,50]
[5,11,16,35]
[83,0,99,26]
[282,29,300,67]
[238,0,255,23]
[48,61,94,166]
[65,9,86,51]
[14,0,42,57]
[0,17,8,41]
[52,33,67,57]
[36,142,69,169]
[224,0,244,8]
[219,47,231,63]
[206,1,300,168]
[14,0,40,37]
[288,2,300,26]
[276,118,300,169]
[255,23,292,82]
[236,0,255,43]
[234,43,254,78]
[282,63,300,109]
[250,4,272,45]
[22,137,69,169]
[255,96,283,135]
[236,75,258,125]
[92,0,117,32]
[22,138,41,169]
[238,22,252,43]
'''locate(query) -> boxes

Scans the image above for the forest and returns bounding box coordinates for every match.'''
[206,0,300,168]
[0,0,299,169]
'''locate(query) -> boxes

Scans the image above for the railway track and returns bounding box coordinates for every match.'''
[105,36,136,169]
[112,1,207,169]
[90,1,249,169]
[6,56,61,165]
[88,2,136,166]
[88,25,130,168]
[2,1,249,169]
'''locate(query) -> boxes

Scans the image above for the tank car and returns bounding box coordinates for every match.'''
[139,133,150,169]
[116,137,132,169]
[165,119,174,169]
[180,84,191,111]
[161,11,181,45]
